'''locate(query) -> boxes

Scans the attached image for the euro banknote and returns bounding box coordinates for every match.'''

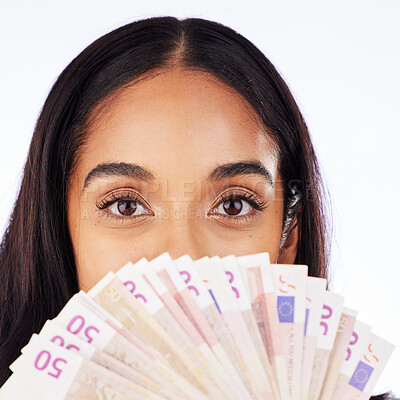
[0,251,395,400]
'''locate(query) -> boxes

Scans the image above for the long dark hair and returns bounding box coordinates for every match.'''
[0,16,391,398]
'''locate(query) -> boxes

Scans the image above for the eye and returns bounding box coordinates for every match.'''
[96,190,153,220]
[108,199,149,218]
[208,189,268,220]
[213,197,252,216]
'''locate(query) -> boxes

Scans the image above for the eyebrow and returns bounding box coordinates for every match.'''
[82,162,154,195]
[206,161,274,187]
[82,160,274,196]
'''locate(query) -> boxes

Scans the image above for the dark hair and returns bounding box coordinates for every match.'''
[0,16,391,399]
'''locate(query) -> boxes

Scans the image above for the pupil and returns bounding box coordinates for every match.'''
[117,200,137,216]
[223,199,242,215]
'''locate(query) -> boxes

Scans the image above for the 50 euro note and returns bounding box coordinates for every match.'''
[36,320,179,399]
[115,256,234,399]
[173,254,253,400]
[52,291,196,399]
[3,334,164,400]
[208,255,276,400]
[335,332,395,400]
[270,263,307,400]
[300,276,327,400]
[319,307,358,400]
[236,253,290,400]
[330,321,372,399]
[194,255,266,399]
[147,252,243,400]
[88,271,221,399]
[220,254,279,400]
[308,290,344,400]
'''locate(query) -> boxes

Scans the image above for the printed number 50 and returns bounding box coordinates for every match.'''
[34,350,67,379]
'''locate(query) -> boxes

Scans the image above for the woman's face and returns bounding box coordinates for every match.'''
[67,68,298,290]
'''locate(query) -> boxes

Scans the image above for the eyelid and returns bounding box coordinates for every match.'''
[96,188,150,210]
[209,212,261,226]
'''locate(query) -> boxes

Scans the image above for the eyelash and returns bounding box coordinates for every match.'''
[219,191,268,211]
[95,189,268,222]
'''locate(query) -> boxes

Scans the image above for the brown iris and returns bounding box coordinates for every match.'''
[117,200,137,216]
[223,199,242,215]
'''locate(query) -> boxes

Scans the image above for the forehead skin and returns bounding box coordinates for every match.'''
[67,68,285,290]
[81,68,279,181]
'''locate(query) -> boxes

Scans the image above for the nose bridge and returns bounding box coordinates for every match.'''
[158,208,205,260]
[149,176,209,260]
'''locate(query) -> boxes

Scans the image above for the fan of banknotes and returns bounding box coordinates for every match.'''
[0,252,395,399]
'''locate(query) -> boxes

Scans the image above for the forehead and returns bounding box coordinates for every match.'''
[78,68,278,182]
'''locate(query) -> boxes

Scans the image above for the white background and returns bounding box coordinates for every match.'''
[1,0,399,396]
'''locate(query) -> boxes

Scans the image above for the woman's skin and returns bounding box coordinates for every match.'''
[67,68,299,291]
